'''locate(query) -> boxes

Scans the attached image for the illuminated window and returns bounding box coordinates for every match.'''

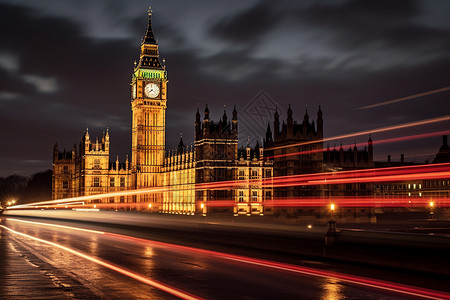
[120,177,125,187]
[94,159,100,169]
[251,170,258,179]
[110,177,115,187]
[93,177,100,187]
[63,181,69,189]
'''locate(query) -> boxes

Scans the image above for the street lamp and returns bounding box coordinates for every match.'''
[325,203,338,246]
[428,200,436,221]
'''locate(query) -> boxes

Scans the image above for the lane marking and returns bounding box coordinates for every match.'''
[0,225,203,300]
[104,233,450,300]
[6,218,450,299]
[7,218,106,235]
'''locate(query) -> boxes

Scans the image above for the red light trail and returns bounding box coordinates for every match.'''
[4,219,449,300]
[0,224,203,300]
[267,114,450,151]
[268,129,450,160]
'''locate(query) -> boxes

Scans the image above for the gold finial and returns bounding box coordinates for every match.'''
[148,6,153,16]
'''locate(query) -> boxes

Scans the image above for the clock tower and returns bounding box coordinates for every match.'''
[131,8,167,191]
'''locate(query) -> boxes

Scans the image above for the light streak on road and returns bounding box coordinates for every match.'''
[9,186,167,209]
[7,218,106,235]
[0,224,203,300]
[103,229,450,300]
[358,86,450,110]
[5,219,448,299]
[267,115,450,151]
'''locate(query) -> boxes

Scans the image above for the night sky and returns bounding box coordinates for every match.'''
[1,0,449,177]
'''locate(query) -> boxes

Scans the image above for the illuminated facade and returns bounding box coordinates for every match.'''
[52,129,131,200]
[53,10,272,215]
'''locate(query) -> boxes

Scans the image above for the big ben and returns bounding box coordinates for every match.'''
[131,8,167,191]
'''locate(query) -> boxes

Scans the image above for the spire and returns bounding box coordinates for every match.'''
[204,104,210,120]
[178,133,185,153]
[195,107,201,123]
[137,7,163,70]
[303,107,309,123]
[266,122,272,137]
[232,104,237,120]
[222,109,228,125]
[143,7,157,45]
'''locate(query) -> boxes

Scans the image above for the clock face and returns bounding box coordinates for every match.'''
[144,83,160,98]
[132,84,136,99]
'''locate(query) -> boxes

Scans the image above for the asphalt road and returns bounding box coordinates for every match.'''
[1,216,449,299]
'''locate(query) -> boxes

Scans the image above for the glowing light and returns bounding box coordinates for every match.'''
[102,230,450,300]
[429,201,434,208]
[330,203,335,211]
[358,86,450,110]
[200,203,204,209]
[0,225,203,300]
[307,224,312,229]
[7,218,105,235]
[267,115,450,152]
[148,204,152,208]
[8,219,449,300]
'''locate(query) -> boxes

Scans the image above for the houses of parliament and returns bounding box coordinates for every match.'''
[52,9,376,217]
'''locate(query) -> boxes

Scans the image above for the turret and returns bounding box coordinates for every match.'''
[368,135,373,163]
[105,128,110,151]
[274,108,280,139]
[195,108,201,139]
[265,123,272,142]
[53,143,58,162]
[84,128,90,152]
[303,107,309,135]
[222,110,228,127]
[232,105,238,135]
[204,104,210,120]
[178,134,185,153]
[287,104,293,127]
[317,105,323,138]
[72,143,77,160]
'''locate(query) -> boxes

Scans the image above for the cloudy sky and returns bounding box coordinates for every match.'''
[1,0,449,177]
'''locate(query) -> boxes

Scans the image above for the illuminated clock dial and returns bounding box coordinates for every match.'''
[144,83,160,98]
[132,84,137,99]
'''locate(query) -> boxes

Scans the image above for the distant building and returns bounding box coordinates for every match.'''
[374,135,450,208]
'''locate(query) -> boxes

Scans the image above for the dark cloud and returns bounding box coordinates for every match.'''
[296,0,450,55]
[208,0,280,45]
[1,0,449,176]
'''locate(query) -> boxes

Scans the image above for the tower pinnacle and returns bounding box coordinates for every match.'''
[143,7,157,45]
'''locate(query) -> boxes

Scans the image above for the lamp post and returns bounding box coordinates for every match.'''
[428,200,436,221]
[325,203,338,246]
